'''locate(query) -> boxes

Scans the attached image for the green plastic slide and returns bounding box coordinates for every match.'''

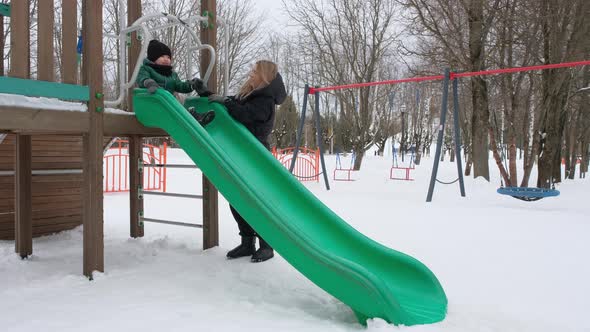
[133,89,447,326]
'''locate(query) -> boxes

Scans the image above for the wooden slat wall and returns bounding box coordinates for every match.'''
[0,134,84,240]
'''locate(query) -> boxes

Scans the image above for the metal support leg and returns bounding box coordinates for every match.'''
[426,69,451,202]
[452,78,466,197]
[314,90,330,190]
[290,84,309,173]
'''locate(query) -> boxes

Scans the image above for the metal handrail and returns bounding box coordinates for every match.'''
[143,163,198,169]
[105,10,218,107]
[140,217,202,229]
[140,190,202,199]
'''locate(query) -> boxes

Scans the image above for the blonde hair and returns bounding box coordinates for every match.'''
[237,60,278,99]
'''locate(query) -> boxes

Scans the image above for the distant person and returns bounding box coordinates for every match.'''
[197,60,287,262]
[137,39,214,126]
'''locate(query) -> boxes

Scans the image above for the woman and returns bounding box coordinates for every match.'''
[201,60,287,262]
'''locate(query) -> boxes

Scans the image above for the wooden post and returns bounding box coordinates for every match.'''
[129,136,144,238]
[38,1,54,82]
[0,13,4,76]
[82,1,104,278]
[200,0,219,249]
[128,0,144,238]
[15,135,32,258]
[61,0,77,84]
[10,0,32,258]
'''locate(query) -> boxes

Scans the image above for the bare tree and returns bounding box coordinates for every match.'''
[271,95,300,147]
[216,0,266,94]
[284,0,399,170]
[536,0,590,188]
[400,0,502,181]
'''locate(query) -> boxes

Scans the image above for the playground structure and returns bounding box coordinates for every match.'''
[294,62,589,202]
[489,101,561,202]
[273,146,320,182]
[390,145,415,181]
[0,1,220,276]
[0,1,451,326]
[104,143,321,191]
[496,186,560,202]
[333,152,356,181]
[134,91,449,326]
[103,139,168,193]
[2,0,584,327]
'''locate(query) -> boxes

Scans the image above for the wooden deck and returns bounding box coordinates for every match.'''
[0,105,167,136]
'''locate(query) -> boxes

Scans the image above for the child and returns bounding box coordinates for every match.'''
[137,39,215,126]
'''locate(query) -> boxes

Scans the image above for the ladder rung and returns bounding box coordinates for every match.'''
[143,164,198,169]
[140,217,202,229]
[140,190,202,199]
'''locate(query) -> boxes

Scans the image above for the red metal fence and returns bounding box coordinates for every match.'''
[273,147,320,182]
[103,139,167,193]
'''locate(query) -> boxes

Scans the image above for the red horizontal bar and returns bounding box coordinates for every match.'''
[309,75,444,94]
[309,60,589,94]
[452,60,590,78]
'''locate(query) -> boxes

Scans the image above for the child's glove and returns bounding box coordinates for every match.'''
[191,78,213,96]
[208,95,227,104]
[143,79,159,94]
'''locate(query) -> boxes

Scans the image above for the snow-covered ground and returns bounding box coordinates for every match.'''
[0,93,129,114]
[1,149,589,332]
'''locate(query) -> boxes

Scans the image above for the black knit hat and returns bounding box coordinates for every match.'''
[147,39,172,62]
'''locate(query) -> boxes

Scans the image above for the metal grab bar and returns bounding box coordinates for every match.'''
[140,190,202,199]
[140,217,202,229]
[143,163,198,169]
[105,11,217,107]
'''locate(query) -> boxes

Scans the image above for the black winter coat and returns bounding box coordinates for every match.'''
[224,73,287,149]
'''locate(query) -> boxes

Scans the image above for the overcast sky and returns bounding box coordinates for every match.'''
[252,0,290,30]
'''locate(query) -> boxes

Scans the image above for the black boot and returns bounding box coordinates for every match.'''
[226,236,256,259]
[188,107,215,127]
[251,237,274,263]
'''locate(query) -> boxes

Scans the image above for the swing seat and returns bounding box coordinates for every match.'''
[390,166,414,181]
[497,186,560,202]
[333,168,355,181]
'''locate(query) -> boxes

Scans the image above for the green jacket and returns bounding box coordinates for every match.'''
[136,59,193,94]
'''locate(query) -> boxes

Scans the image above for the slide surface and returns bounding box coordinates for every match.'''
[133,89,447,326]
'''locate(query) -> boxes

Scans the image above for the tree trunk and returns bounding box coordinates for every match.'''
[537,0,588,187]
[566,112,580,180]
[352,149,364,171]
[464,155,472,176]
[489,128,510,185]
[415,152,422,165]
[508,135,518,186]
[507,80,519,187]
[376,137,388,156]
[468,0,491,181]
[563,124,572,179]
[521,78,534,186]
[521,125,540,188]
[538,74,569,188]
[580,140,588,178]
